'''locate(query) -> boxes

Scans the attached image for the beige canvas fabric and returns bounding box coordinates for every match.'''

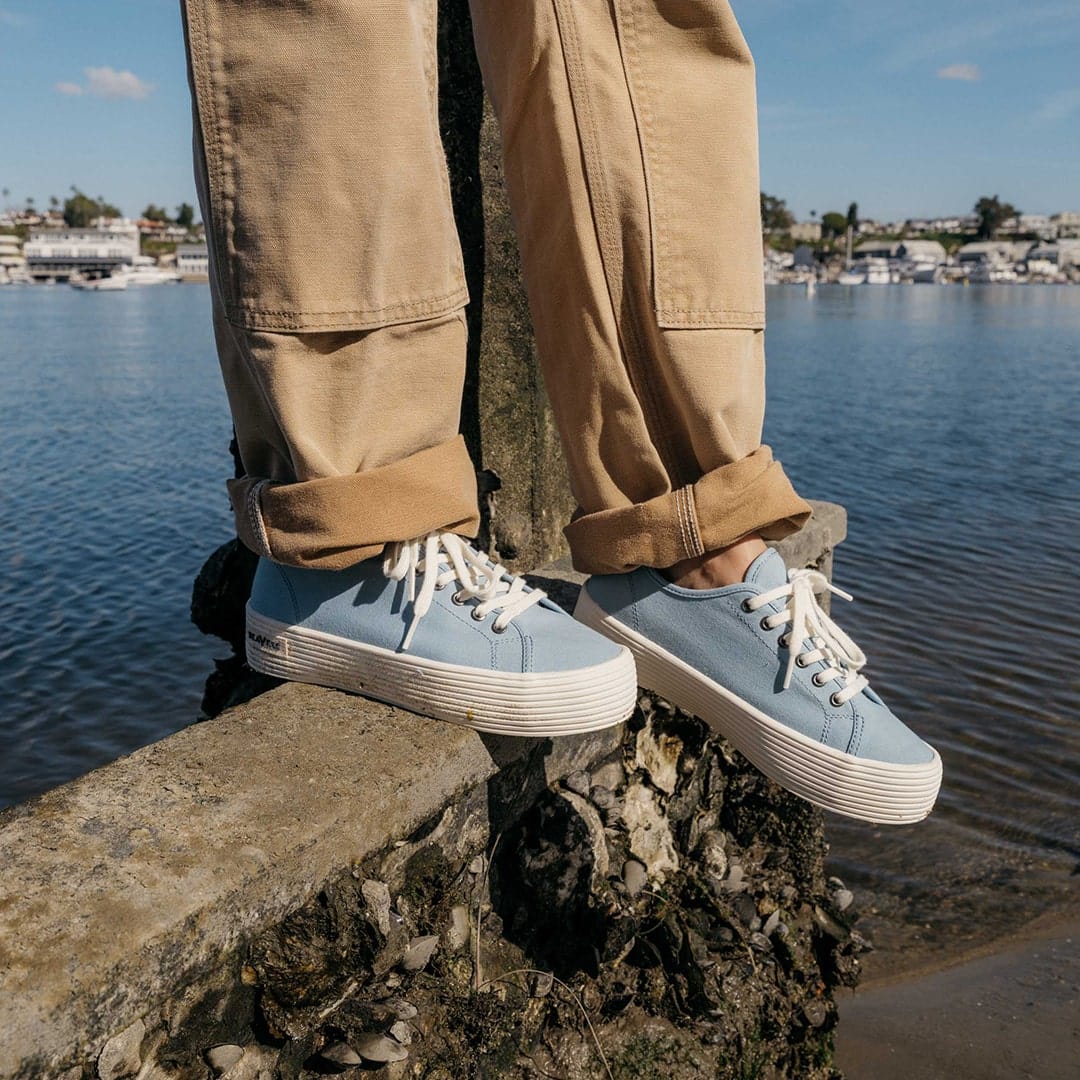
[181,0,811,574]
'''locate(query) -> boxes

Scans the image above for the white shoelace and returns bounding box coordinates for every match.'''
[745,568,869,706]
[383,532,546,650]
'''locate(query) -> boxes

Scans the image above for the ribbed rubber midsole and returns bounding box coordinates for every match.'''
[245,606,636,737]
[574,589,942,824]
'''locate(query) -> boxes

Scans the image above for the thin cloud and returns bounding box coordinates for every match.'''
[937,63,981,82]
[54,66,155,101]
[0,8,27,26]
[1034,88,1080,125]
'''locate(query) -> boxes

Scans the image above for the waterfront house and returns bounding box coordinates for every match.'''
[23,221,139,282]
[176,243,209,281]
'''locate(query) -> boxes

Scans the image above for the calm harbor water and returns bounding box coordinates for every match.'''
[1,283,1077,972]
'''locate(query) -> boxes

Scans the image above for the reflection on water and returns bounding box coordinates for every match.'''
[763,285,1080,972]
[1,283,1078,971]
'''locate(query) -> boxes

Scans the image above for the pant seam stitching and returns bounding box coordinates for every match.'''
[552,0,684,486]
[247,480,274,561]
[685,486,705,556]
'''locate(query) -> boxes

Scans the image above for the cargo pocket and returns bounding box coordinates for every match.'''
[184,0,468,333]
[613,0,765,330]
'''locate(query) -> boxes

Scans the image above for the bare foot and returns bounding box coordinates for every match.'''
[661,534,768,589]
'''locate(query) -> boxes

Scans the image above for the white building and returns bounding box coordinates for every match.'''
[1051,212,1080,239]
[176,243,209,281]
[0,233,28,283]
[23,221,140,281]
[955,240,1032,266]
[789,222,822,242]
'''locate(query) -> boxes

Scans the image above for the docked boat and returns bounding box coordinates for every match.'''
[71,273,129,291]
[114,258,181,286]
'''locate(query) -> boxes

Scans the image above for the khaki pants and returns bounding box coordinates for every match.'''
[181,0,811,575]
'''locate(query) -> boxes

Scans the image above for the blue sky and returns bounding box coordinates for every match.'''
[0,0,1078,222]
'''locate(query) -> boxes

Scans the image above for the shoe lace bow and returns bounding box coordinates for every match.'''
[384,532,545,650]
[746,568,869,706]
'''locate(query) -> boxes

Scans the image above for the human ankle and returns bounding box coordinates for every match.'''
[660,534,768,589]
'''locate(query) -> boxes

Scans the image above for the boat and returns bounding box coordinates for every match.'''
[71,274,129,291]
[114,258,181,286]
[836,268,864,285]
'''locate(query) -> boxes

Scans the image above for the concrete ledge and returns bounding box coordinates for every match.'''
[0,502,846,1079]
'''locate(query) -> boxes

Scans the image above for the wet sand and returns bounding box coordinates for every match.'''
[835,916,1080,1080]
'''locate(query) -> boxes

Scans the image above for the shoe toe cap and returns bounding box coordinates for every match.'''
[851,696,938,766]
[524,607,628,673]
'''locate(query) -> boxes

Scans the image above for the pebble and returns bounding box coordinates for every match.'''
[803,1000,828,1028]
[401,934,439,971]
[206,1045,244,1074]
[387,999,418,1020]
[389,1021,412,1046]
[362,879,392,937]
[468,854,486,875]
[749,932,772,951]
[354,1034,409,1064]
[446,904,471,951]
[320,1042,362,1067]
[831,888,854,912]
[733,894,758,926]
[531,970,555,998]
[565,770,591,796]
[699,832,728,879]
[762,909,781,938]
[97,1018,145,1080]
[622,858,647,897]
[780,884,798,903]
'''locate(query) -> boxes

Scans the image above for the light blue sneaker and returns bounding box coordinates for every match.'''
[574,548,942,823]
[245,531,636,737]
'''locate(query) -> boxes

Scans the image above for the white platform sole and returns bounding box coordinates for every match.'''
[245,606,637,738]
[574,589,942,824]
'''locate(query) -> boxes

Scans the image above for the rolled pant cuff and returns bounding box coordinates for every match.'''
[228,435,481,569]
[564,446,812,575]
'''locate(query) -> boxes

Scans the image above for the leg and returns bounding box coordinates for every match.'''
[468,0,811,576]
[182,0,477,568]
[181,0,636,734]
[469,0,940,819]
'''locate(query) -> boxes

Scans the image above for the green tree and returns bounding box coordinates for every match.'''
[974,195,1019,240]
[63,187,121,227]
[175,202,195,229]
[846,202,859,230]
[142,203,170,223]
[760,192,794,233]
[821,211,848,239]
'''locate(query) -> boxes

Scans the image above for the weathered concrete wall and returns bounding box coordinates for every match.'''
[0,507,860,1080]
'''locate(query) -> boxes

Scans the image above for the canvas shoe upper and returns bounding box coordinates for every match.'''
[245,531,636,737]
[575,548,941,823]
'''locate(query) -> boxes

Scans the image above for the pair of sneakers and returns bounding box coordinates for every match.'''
[244,532,941,824]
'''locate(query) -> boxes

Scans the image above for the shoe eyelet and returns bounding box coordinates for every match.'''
[451,591,467,606]
[812,672,827,687]
[741,599,753,613]
[795,654,809,668]
[759,617,772,631]
[491,622,507,635]
[471,608,486,622]
[778,633,791,648]
[434,580,448,591]
[829,692,843,707]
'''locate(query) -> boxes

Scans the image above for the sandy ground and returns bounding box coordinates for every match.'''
[834,917,1080,1080]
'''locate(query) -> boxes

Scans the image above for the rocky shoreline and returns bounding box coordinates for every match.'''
[139,694,867,1080]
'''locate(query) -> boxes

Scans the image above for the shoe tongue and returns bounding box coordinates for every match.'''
[743,548,788,590]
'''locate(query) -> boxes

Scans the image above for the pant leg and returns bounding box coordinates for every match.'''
[181,0,479,569]
[467,0,811,575]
